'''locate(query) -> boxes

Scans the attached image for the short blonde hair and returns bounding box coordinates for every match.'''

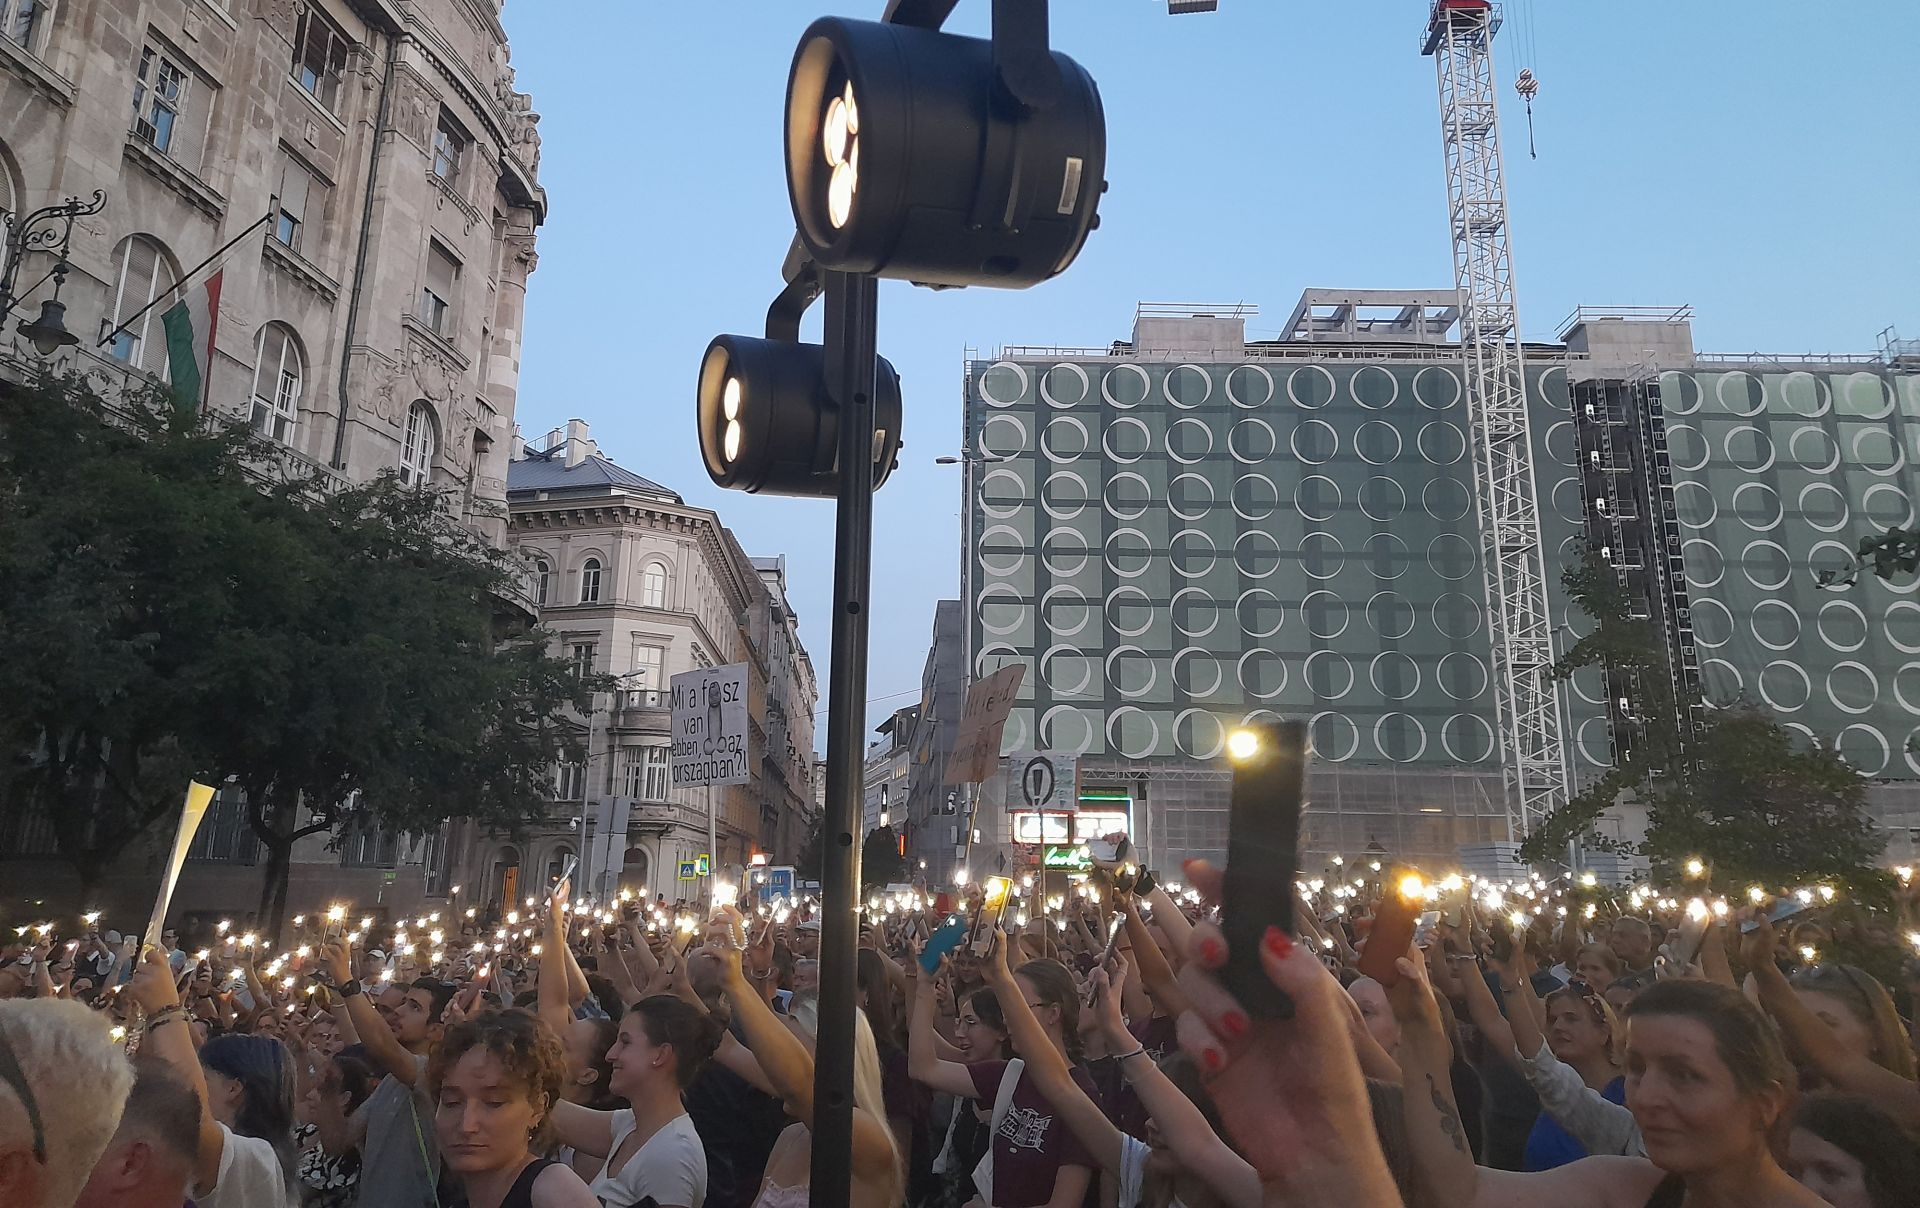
[0,998,135,1208]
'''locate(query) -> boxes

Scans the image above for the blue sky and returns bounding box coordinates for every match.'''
[506,1,1918,742]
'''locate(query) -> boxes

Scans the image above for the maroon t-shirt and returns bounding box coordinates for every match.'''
[967,1059,1100,1208]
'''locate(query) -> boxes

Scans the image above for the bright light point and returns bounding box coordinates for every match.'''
[1579,872,1598,888]
[722,376,742,421]
[1584,903,1597,918]
[110,1026,126,1042]
[1685,857,1705,878]
[823,96,850,167]
[1226,728,1260,762]
[956,867,970,885]
[1508,910,1529,928]
[1799,945,1818,962]
[1817,885,1835,901]
[1440,874,1464,893]
[1397,873,1426,901]
[379,968,394,982]
[1794,889,1814,905]
[1685,898,1708,922]
[714,882,739,909]
[827,162,856,229]
[1747,885,1767,904]
[723,419,742,463]
[1711,900,1729,918]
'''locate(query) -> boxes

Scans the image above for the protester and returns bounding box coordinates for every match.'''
[1786,1094,1920,1208]
[73,1062,201,1208]
[0,997,134,1208]
[298,1049,376,1208]
[427,1009,598,1208]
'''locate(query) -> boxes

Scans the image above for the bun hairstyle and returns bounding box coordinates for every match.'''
[427,1009,568,1149]
[628,994,724,1089]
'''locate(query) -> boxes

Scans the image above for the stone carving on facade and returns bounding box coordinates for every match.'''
[393,70,434,147]
[405,334,459,403]
[368,353,405,424]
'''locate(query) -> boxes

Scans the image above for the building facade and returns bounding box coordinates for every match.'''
[0,0,548,925]
[961,297,1920,878]
[863,706,916,842]
[901,599,967,881]
[489,422,819,910]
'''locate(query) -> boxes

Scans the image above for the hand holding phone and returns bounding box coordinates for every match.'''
[919,916,968,973]
[1222,720,1306,1018]
[968,878,1013,957]
[1358,870,1426,986]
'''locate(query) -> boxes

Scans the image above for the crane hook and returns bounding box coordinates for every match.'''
[1515,69,1540,159]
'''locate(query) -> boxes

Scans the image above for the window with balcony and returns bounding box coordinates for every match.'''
[292,5,350,112]
[249,323,302,443]
[419,240,458,337]
[186,789,260,865]
[274,153,325,253]
[579,558,602,604]
[432,109,468,187]
[632,642,665,693]
[621,745,670,801]
[399,401,438,486]
[339,821,399,868]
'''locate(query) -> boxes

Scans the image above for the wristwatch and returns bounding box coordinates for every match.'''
[336,979,364,1000]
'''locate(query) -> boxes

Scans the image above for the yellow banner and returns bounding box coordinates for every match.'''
[142,781,216,952]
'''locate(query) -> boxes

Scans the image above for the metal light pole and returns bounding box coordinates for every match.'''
[0,190,105,355]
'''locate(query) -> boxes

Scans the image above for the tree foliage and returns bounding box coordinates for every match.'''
[860,825,906,890]
[794,814,824,883]
[0,372,603,927]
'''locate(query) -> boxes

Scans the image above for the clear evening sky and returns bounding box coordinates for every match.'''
[506,1,1918,742]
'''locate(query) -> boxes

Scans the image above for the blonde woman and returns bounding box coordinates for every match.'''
[710,905,901,1208]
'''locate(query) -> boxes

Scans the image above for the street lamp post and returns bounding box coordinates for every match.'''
[0,190,106,356]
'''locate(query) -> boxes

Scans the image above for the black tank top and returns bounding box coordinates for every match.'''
[1644,1174,1684,1208]
[451,1156,559,1208]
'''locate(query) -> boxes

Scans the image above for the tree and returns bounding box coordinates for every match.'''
[860,825,906,890]
[794,814,825,883]
[1523,551,1885,885]
[0,372,602,930]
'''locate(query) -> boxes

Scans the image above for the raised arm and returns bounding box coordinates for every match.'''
[1119,894,1193,1018]
[127,947,226,1194]
[1142,883,1194,960]
[319,938,418,1084]
[908,953,981,1099]
[540,881,578,1041]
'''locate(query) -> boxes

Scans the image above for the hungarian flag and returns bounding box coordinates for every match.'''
[160,269,222,412]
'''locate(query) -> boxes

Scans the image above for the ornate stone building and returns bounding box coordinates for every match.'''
[0,0,548,923]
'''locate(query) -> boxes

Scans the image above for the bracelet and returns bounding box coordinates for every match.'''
[1113,1046,1149,1062]
[142,1006,186,1033]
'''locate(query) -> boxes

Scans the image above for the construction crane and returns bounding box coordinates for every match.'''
[1423,0,1568,848]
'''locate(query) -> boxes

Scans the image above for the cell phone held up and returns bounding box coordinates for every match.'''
[1222,720,1306,1019]
[1357,869,1426,986]
[968,877,1013,957]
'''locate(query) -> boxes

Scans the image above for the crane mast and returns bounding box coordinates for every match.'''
[1423,0,1568,843]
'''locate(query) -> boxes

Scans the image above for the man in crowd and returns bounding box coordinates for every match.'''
[0,998,134,1208]
[72,1065,200,1208]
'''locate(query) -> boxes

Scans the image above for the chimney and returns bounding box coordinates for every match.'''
[565,418,590,468]
[509,422,526,461]
[542,426,563,452]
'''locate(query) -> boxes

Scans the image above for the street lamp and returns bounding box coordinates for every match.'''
[1,191,106,356]
[697,333,903,496]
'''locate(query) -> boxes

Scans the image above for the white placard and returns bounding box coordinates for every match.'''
[670,663,751,788]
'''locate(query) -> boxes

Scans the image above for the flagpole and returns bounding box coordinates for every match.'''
[96,201,275,350]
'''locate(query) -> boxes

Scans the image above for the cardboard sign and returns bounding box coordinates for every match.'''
[944,665,1026,785]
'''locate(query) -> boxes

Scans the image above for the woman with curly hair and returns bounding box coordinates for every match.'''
[428,1010,599,1208]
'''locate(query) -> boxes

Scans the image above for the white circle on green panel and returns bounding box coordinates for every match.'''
[1105,586,1155,636]
[1173,649,1224,698]
[1759,661,1812,713]
[1662,371,1702,415]
[1890,602,1920,654]
[999,712,1030,754]
[1552,477,1584,522]
[1836,725,1888,776]
[1291,475,1338,522]
[1863,483,1914,528]
[1169,473,1215,521]
[1788,426,1841,473]
[1537,366,1569,412]
[975,645,1020,678]
[1041,646,1095,697]
[1839,372,1894,419]
[1665,424,1710,472]
[1042,471,1091,522]
[1227,365,1276,409]
[1806,540,1857,588]
[1103,417,1152,463]
[1039,706,1095,756]
[1292,419,1339,465]
[1827,662,1878,715]
[1731,482,1783,532]
[1107,646,1159,699]
[1175,709,1226,760]
[1170,529,1219,579]
[1234,473,1282,522]
[1576,716,1613,766]
[978,525,1028,577]
[1300,532,1345,581]
[1799,483,1850,533]
[1041,527,1090,577]
[1569,666,1606,706]
[1818,600,1869,653]
[1682,539,1725,588]
[1433,593,1483,640]
[1780,372,1831,418]
[1310,712,1360,761]
[1101,363,1150,408]
[1415,366,1462,410]
[1370,652,1421,701]
[1367,591,1417,640]
[1040,586,1094,638]
[1104,529,1154,579]
[1106,706,1159,759]
[982,414,1029,458]
[1443,713,1497,763]
[1544,421,1576,466]
[1361,476,1407,522]
[1302,591,1350,640]
[1171,587,1222,638]
[1356,420,1402,465]
[1288,365,1337,410]
[1165,365,1212,409]
[1894,663,1920,715]
[1700,658,1744,700]
[979,361,1029,406]
[1238,649,1289,701]
[977,583,1027,636]
[1103,470,1152,520]
[1352,365,1400,411]
[1852,427,1903,475]
[1040,363,1090,409]
[1673,482,1718,529]
[1229,418,1278,464]
[1690,598,1733,648]
[1237,589,1287,639]
[1723,425,1774,474]
[1374,713,1426,763]
[1041,415,1090,462]
[1361,533,1413,580]
[1419,421,1469,465]
[979,468,1027,520]
[1749,599,1800,651]
[1715,371,1766,417]
[1427,534,1477,581]
[1438,651,1490,701]
[1234,531,1283,579]
[1303,650,1353,700]
[1424,477,1473,522]
[1742,541,1792,591]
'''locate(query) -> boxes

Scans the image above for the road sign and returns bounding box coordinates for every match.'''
[759,865,796,903]
[677,861,698,881]
[1008,751,1078,811]
[696,854,711,876]
[670,664,751,788]
[944,665,1026,785]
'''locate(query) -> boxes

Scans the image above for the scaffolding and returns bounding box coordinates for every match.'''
[1424,0,1569,842]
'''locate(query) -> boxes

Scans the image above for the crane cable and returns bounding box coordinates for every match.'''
[1512,0,1541,158]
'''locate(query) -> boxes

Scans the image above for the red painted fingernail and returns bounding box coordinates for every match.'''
[1199,937,1223,965]
[1202,1047,1225,1074]
[1264,927,1294,959]
[1221,1010,1249,1039]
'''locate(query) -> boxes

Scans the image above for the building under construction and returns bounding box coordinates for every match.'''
[954,299,1920,878]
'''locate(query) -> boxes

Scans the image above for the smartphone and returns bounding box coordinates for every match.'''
[1664,907,1710,970]
[1740,896,1808,934]
[920,916,968,973]
[1358,871,1424,986]
[1087,835,1131,864]
[554,854,578,895]
[1412,910,1441,950]
[1487,914,1516,964]
[1223,720,1306,1019]
[968,877,1013,957]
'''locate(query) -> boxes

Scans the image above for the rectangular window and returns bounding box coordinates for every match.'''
[422,825,452,896]
[186,789,260,865]
[555,761,585,801]
[432,109,468,186]
[132,46,187,154]
[339,822,399,868]
[274,152,324,252]
[619,747,645,798]
[2,0,43,52]
[420,240,458,335]
[570,642,597,679]
[292,5,350,113]
[642,746,670,801]
[632,642,665,693]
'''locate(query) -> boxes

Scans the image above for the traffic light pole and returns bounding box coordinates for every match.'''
[811,268,879,1204]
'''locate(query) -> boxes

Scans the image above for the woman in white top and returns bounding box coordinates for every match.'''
[550,993,719,1208]
[127,947,301,1208]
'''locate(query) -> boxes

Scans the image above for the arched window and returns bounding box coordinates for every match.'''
[579,557,602,604]
[249,323,302,442]
[640,562,668,609]
[105,235,177,372]
[531,557,551,605]
[400,401,437,486]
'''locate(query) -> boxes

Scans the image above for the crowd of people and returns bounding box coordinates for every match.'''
[1,855,1918,1208]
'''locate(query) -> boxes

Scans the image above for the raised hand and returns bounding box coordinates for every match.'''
[127,946,181,1014]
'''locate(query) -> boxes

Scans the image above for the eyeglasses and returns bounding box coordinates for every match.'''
[0,1021,46,1164]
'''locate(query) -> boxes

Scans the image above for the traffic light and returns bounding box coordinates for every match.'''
[784,14,1107,288]
[695,332,903,497]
